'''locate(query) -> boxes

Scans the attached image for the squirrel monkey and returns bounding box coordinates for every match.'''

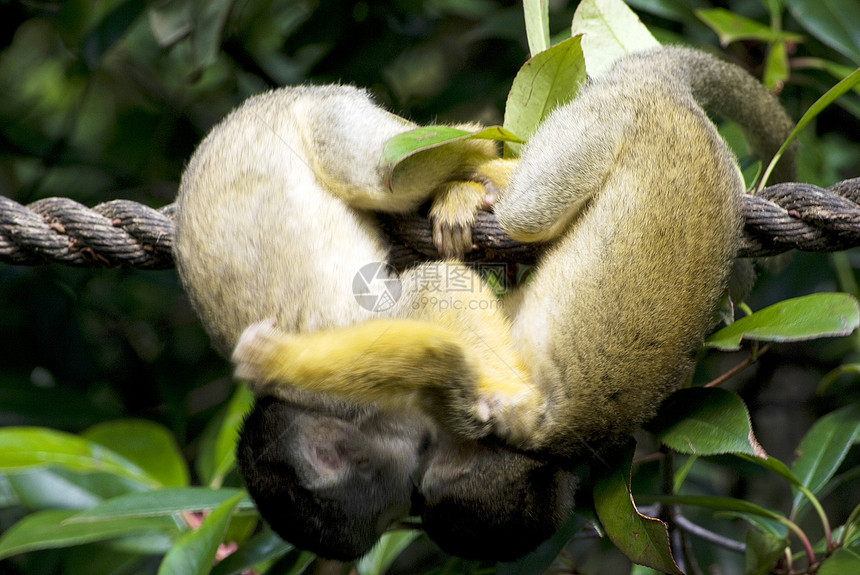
[174,46,795,559]
[174,81,575,560]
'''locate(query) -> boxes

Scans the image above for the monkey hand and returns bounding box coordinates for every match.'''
[232,319,287,394]
[471,381,546,449]
[437,365,546,448]
[430,180,492,259]
[430,158,517,259]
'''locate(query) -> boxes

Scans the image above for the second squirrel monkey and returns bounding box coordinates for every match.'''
[174,46,795,559]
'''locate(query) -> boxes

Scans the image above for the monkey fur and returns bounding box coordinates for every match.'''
[174,46,795,560]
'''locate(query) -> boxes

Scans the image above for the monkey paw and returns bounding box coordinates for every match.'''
[232,318,282,388]
[430,180,494,259]
[473,387,545,449]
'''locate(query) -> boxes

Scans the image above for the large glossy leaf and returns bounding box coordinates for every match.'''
[83,419,189,488]
[785,0,860,63]
[197,385,255,488]
[705,293,860,351]
[593,446,682,575]
[67,487,252,523]
[571,0,659,76]
[646,387,766,457]
[380,125,524,185]
[818,547,860,575]
[502,35,586,157]
[790,403,860,516]
[695,9,803,46]
[0,509,178,560]
[157,491,244,575]
[0,427,158,488]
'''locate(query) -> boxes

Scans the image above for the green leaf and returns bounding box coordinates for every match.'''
[705,293,860,351]
[819,363,860,393]
[157,491,244,575]
[148,0,193,46]
[523,0,550,57]
[646,388,766,457]
[66,487,252,523]
[0,427,159,488]
[84,420,189,488]
[0,509,179,560]
[379,125,524,187]
[763,42,790,91]
[759,68,860,188]
[210,529,293,575]
[503,35,586,157]
[5,469,102,511]
[790,403,860,516]
[695,9,804,46]
[593,445,682,575]
[645,495,787,524]
[190,0,233,72]
[745,530,787,575]
[356,530,421,575]
[571,0,660,77]
[280,551,317,575]
[81,0,148,69]
[718,512,788,538]
[785,0,860,63]
[818,547,860,575]
[197,385,255,488]
[737,453,801,487]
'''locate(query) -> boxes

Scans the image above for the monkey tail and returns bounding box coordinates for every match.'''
[617,47,796,183]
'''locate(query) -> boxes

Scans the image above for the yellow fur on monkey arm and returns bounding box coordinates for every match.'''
[233,318,478,407]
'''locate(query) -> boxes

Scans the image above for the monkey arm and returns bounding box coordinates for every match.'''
[233,313,545,444]
[233,318,476,404]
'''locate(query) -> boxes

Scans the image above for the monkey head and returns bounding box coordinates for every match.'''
[236,395,577,562]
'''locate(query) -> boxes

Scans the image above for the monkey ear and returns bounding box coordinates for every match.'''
[298,418,367,488]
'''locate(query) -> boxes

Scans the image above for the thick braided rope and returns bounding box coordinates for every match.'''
[2,177,860,270]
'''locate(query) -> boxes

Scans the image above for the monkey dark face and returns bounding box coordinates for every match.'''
[237,396,421,561]
[237,396,577,562]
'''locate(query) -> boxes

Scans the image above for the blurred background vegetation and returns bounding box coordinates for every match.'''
[1,1,859,574]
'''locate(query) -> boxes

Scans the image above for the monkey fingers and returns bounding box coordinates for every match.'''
[470,380,547,450]
[430,180,488,259]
